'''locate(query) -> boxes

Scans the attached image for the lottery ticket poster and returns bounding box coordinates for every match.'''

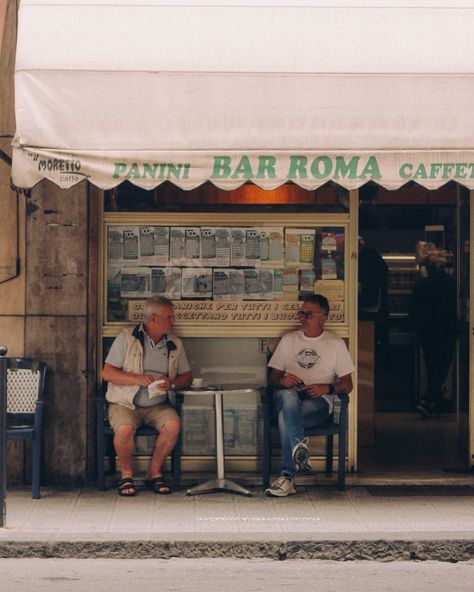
[108,226,139,265]
[139,226,170,265]
[284,228,315,268]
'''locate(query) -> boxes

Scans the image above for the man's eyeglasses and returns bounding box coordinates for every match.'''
[297,310,326,319]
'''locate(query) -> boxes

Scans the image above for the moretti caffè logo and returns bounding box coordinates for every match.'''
[29,153,90,184]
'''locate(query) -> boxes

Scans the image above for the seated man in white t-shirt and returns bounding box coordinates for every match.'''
[266,294,354,497]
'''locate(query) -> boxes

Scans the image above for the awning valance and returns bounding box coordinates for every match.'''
[12,0,474,191]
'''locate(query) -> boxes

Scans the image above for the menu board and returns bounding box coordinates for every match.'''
[106,224,346,323]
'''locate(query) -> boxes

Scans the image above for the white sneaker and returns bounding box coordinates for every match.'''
[265,475,297,497]
[292,437,312,473]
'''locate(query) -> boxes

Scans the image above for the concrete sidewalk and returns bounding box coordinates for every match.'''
[1,480,474,561]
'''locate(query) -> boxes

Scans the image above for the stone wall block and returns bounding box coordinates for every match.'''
[26,181,88,316]
[26,316,87,483]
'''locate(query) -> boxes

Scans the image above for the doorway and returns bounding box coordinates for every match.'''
[357,182,470,475]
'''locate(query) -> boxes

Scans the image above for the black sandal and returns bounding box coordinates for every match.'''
[117,477,137,497]
[144,476,172,494]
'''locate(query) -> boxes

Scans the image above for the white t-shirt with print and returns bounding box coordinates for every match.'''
[268,330,354,410]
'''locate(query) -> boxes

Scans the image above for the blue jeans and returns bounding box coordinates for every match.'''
[274,388,330,479]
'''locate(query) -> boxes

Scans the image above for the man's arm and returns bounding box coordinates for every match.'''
[102,363,155,387]
[269,368,303,389]
[169,370,193,391]
[301,373,353,398]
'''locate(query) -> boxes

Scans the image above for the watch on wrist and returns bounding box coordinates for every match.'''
[171,382,176,390]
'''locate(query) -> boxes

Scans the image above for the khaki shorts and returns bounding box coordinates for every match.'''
[108,402,179,432]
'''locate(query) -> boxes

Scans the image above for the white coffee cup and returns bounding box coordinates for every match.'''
[148,378,167,398]
[192,377,204,388]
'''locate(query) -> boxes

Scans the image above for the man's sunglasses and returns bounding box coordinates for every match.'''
[297,310,326,319]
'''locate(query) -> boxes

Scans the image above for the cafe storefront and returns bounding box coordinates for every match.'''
[5,0,474,482]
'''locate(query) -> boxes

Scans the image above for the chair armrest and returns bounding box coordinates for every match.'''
[333,392,349,426]
[337,392,349,407]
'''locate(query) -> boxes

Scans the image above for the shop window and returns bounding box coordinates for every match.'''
[104,181,349,213]
[105,221,347,327]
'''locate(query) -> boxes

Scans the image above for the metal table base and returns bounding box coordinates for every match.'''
[186,478,251,496]
[178,385,260,497]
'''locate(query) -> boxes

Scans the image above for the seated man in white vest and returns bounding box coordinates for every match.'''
[103,296,192,496]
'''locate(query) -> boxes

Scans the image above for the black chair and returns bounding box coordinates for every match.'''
[262,388,349,491]
[95,384,183,490]
[6,358,47,499]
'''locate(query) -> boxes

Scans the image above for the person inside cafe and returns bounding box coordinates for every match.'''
[265,294,354,497]
[103,296,192,496]
[410,250,458,419]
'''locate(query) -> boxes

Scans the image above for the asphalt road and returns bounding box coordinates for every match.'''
[1,558,474,592]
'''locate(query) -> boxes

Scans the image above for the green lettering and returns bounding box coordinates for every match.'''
[230,156,254,179]
[113,163,127,178]
[310,156,332,179]
[167,164,182,179]
[399,163,413,179]
[158,163,167,179]
[183,163,191,179]
[125,163,140,179]
[455,163,467,179]
[287,156,308,179]
[413,163,428,179]
[429,163,442,179]
[333,156,359,179]
[359,156,381,180]
[142,163,158,178]
[442,163,454,178]
[212,156,232,179]
[256,156,276,179]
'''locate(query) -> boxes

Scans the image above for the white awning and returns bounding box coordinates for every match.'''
[12,0,474,190]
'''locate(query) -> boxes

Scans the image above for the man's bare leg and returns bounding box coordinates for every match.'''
[114,424,136,494]
[147,419,181,484]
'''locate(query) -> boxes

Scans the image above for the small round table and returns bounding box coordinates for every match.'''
[176,384,263,496]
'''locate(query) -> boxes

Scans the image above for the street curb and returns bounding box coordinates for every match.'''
[0,539,473,561]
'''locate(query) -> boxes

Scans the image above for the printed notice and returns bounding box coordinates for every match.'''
[321,232,337,252]
[258,227,284,267]
[120,267,151,297]
[169,227,185,265]
[108,226,139,265]
[182,268,213,298]
[139,226,169,265]
[314,279,345,301]
[273,268,284,299]
[201,227,231,267]
[321,256,337,279]
[244,269,274,300]
[150,267,181,299]
[230,228,246,266]
[212,269,230,300]
[184,227,201,264]
[299,269,316,292]
[284,228,315,268]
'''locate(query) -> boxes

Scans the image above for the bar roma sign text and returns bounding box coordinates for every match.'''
[112,155,474,183]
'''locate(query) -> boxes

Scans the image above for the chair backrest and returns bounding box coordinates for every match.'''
[7,358,47,414]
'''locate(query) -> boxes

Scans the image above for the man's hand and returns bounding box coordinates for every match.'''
[300,383,330,398]
[139,374,169,388]
[279,372,304,389]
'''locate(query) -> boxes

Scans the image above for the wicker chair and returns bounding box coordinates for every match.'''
[6,358,47,499]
